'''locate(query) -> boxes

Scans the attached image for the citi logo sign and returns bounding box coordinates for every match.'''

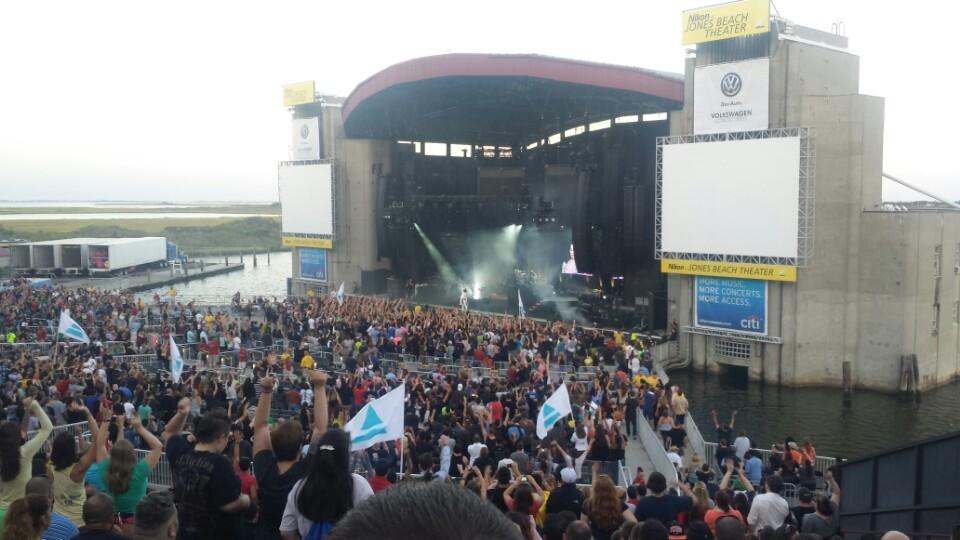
[740,315,762,331]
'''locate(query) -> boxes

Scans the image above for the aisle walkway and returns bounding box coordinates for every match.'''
[624,428,655,482]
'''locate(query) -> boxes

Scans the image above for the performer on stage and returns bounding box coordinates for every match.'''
[460,287,469,312]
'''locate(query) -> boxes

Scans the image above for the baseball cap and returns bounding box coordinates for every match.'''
[798,487,813,502]
[560,468,577,484]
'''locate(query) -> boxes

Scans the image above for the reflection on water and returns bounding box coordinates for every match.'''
[671,368,960,459]
[142,252,291,301]
[139,252,960,459]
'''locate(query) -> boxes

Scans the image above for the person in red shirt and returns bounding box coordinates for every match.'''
[235,458,257,499]
[489,397,503,423]
[286,387,301,412]
[55,378,69,398]
[353,378,369,405]
[368,460,392,494]
[233,450,258,534]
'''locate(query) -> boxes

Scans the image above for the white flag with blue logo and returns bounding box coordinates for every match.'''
[518,289,525,319]
[344,383,404,451]
[336,282,345,306]
[57,310,89,344]
[536,383,572,439]
[169,334,184,384]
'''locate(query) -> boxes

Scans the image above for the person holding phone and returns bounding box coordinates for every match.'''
[96,405,162,533]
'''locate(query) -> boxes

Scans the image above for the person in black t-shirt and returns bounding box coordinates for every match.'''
[545,467,584,516]
[252,371,328,540]
[487,467,513,513]
[712,409,737,447]
[162,399,250,540]
[633,472,695,524]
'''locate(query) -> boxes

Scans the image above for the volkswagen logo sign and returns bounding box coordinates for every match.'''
[300,124,310,139]
[720,72,742,97]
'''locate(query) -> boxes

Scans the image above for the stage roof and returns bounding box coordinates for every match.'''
[341,53,684,145]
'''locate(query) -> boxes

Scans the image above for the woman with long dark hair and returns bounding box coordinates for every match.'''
[48,403,99,527]
[279,429,373,539]
[0,398,52,511]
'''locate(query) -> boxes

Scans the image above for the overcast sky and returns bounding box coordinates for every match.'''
[0,1,956,203]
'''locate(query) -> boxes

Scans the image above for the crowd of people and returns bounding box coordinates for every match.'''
[0,279,922,540]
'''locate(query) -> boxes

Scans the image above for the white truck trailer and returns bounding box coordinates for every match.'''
[87,237,167,275]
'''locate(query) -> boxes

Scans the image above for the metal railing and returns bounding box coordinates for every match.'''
[684,412,707,467]
[703,441,837,478]
[0,342,54,354]
[635,407,679,486]
[135,449,173,489]
[648,341,678,365]
[619,460,631,488]
[26,420,91,454]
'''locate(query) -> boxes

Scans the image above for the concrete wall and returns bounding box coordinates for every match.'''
[289,104,391,297]
[668,35,960,391]
[791,94,885,387]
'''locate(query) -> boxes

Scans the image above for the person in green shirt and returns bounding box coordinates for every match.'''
[96,413,162,524]
[138,403,152,423]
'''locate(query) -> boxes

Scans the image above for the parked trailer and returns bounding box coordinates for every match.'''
[59,243,88,271]
[31,245,56,269]
[88,237,167,275]
[10,245,31,269]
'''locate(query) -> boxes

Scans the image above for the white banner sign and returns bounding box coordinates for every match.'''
[694,58,769,135]
[291,117,320,161]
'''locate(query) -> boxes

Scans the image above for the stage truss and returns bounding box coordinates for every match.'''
[654,127,815,268]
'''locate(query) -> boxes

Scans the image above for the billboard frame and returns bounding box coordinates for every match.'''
[278,158,336,247]
[654,127,815,267]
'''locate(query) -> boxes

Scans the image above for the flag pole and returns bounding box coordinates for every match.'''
[398,433,404,483]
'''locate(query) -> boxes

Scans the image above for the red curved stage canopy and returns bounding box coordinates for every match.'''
[341,53,684,144]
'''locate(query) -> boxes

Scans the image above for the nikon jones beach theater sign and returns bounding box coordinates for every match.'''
[682,0,770,45]
[694,57,769,135]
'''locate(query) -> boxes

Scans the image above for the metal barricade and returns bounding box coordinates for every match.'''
[26,420,91,454]
[703,441,837,478]
[684,412,707,467]
[0,342,53,355]
[135,449,173,489]
[578,366,598,377]
[102,341,129,354]
[782,482,799,506]
[112,354,158,367]
[580,460,622,485]
[619,460,631,488]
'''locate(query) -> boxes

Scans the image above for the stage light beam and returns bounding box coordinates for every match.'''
[413,223,462,286]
